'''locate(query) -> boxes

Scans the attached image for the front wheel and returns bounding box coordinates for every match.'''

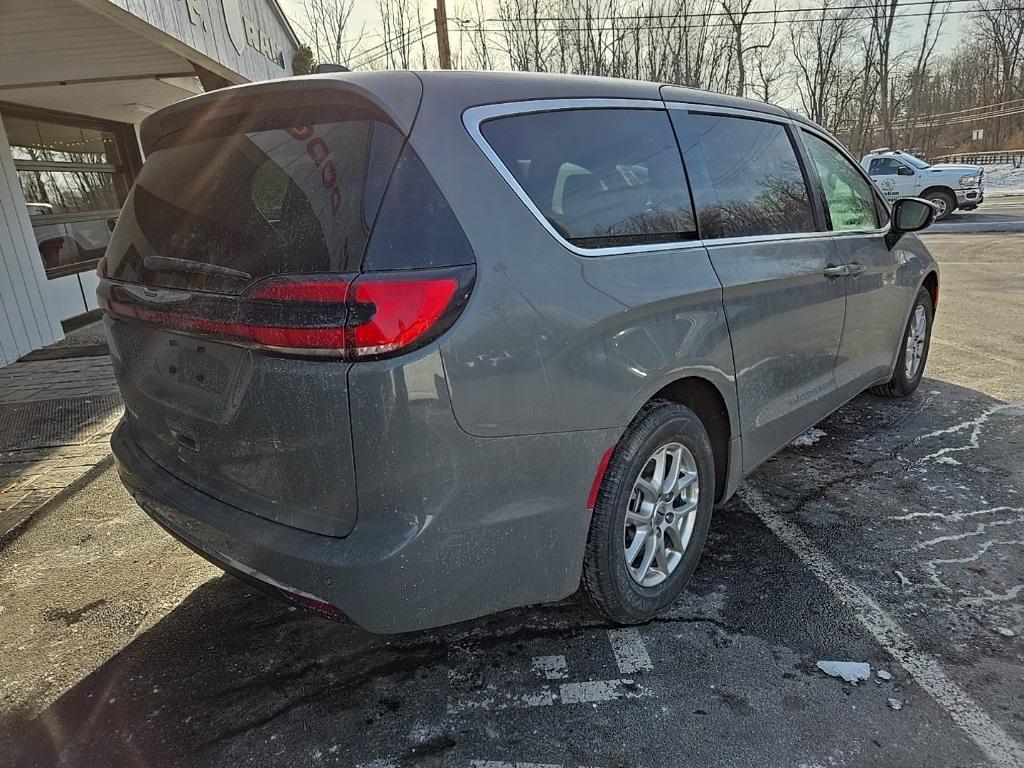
[582,401,715,624]
[870,287,934,398]
[925,189,956,221]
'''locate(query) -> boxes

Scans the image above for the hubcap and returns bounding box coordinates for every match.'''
[623,442,700,587]
[904,304,927,379]
[930,196,948,218]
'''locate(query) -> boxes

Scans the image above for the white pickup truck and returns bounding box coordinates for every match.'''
[860,148,984,220]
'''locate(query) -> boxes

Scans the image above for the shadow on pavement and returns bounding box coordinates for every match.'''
[1,378,1020,767]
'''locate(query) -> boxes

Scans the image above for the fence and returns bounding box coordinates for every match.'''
[934,150,1024,166]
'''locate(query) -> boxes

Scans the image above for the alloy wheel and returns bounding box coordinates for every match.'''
[904,304,927,379]
[623,442,700,587]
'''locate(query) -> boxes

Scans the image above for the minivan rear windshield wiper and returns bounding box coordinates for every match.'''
[142,255,252,282]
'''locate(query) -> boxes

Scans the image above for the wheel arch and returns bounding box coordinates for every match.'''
[920,185,957,208]
[921,270,939,312]
[645,377,734,503]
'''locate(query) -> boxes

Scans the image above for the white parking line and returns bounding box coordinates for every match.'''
[471,762,600,768]
[558,678,646,705]
[742,486,1024,768]
[448,630,654,712]
[608,628,653,674]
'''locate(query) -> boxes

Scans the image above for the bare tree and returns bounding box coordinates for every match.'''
[301,0,360,67]
[863,0,903,147]
[719,0,779,98]
[455,0,496,69]
[789,1,861,132]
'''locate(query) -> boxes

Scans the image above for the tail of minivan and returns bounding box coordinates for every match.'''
[101,74,475,538]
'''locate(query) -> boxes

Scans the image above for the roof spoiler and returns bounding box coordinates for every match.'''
[139,73,422,154]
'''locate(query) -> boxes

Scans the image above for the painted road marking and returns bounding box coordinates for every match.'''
[743,486,1024,768]
[558,678,645,705]
[608,627,653,674]
[471,762,601,768]
[448,629,654,712]
[532,655,568,680]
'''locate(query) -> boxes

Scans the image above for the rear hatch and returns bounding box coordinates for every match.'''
[101,75,473,537]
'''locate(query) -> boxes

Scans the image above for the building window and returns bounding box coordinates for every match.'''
[4,108,138,279]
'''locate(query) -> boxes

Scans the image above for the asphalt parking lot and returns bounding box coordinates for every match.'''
[0,203,1021,768]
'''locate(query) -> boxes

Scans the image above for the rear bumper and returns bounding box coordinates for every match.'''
[113,419,413,630]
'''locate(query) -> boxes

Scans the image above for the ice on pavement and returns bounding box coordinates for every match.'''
[791,428,827,447]
[817,660,871,684]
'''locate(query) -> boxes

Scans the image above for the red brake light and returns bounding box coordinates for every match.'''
[350,277,458,356]
[99,268,472,358]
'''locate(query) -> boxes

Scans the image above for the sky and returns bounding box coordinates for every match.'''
[277,0,964,73]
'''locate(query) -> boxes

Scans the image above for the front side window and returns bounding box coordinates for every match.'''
[802,132,880,231]
[869,158,907,176]
[480,108,696,248]
[673,113,816,239]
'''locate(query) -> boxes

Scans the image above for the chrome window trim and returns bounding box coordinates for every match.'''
[462,99,705,258]
[664,101,793,125]
[463,98,891,255]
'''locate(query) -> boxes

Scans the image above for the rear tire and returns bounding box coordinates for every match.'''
[924,189,956,221]
[582,401,715,624]
[870,287,933,398]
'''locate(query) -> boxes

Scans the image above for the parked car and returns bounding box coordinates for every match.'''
[100,72,939,633]
[861,148,984,220]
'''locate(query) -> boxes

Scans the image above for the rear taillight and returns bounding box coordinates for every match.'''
[98,266,473,359]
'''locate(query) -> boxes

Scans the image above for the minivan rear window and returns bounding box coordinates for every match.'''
[106,106,404,293]
[480,108,697,249]
[673,113,817,239]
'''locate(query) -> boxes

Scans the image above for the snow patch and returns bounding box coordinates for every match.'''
[982,162,1024,197]
[817,660,871,684]
[791,428,826,447]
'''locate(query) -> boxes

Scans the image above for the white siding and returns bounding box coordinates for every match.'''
[0,0,192,87]
[0,114,62,367]
[91,0,297,82]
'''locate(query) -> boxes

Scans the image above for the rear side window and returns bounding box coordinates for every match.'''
[801,132,880,231]
[480,109,697,248]
[673,113,816,239]
[106,106,405,293]
[363,145,475,271]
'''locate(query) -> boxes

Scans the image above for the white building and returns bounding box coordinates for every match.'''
[0,0,299,365]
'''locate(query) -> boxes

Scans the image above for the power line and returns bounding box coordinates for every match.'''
[462,6,996,32]
[472,0,972,23]
[896,97,1024,121]
[353,28,438,68]
[870,104,1024,129]
[348,21,434,68]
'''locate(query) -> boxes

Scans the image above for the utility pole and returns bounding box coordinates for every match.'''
[434,0,452,69]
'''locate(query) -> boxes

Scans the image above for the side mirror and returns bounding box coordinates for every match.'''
[892,197,935,234]
[897,166,915,176]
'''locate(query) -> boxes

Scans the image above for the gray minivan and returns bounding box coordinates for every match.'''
[102,71,938,633]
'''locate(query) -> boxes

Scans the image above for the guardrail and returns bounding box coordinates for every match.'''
[935,151,1024,166]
